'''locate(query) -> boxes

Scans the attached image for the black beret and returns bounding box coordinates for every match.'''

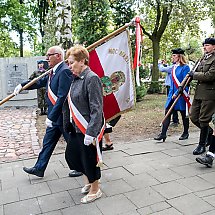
[202,38,215,45]
[171,48,185,55]
[37,60,44,64]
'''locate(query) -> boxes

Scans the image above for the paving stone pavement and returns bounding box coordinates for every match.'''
[1,107,215,215]
[0,107,40,162]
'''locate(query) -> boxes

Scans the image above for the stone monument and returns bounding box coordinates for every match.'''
[0,56,46,107]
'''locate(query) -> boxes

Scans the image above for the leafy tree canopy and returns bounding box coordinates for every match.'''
[0,30,19,57]
[109,0,136,29]
[0,0,39,56]
[137,0,210,93]
[73,0,111,46]
[1,0,37,38]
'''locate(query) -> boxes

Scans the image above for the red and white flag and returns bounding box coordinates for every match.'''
[89,30,135,121]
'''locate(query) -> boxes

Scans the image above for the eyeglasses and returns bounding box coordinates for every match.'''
[46,53,60,57]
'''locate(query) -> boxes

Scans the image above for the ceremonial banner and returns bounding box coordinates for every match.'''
[89,30,135,121]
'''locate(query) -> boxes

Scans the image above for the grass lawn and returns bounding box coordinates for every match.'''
[111,93,199,143]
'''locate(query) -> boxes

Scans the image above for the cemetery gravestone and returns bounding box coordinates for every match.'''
[6,63,28,94]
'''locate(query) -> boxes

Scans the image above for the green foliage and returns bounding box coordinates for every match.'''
[0,0,213,62]
[109,0,135,29]
[183,38,203,62]
[147,81,162,94]
[0,0,38,56]
[137,0,212,93]
[0,31,19,57]
[136,83,147,102]
[73,0,111,46]
[41,8,56,53]
[1,0,37,36]
[207,0,215,30]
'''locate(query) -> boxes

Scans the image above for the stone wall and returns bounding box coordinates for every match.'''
[0,56,46,108]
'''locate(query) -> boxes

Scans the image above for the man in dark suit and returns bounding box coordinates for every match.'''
[189,38,215,155]
[13,46,82,178]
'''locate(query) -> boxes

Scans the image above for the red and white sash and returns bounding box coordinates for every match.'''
[67,89,105,167]
[172,65,192,115]
[48,74,58,105]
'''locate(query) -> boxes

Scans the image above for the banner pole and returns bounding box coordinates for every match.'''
[86,22,133,51]
[0,22,133,106]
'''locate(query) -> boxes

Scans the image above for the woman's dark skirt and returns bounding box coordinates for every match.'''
[65,132,102,183]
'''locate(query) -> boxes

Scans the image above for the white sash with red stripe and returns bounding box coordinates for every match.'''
[48,75,58,105]
[172,65,192,115]
[67,89,105,167]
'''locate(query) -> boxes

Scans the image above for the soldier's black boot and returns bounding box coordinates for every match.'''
[196,154,214,168]
[193,126,209,155]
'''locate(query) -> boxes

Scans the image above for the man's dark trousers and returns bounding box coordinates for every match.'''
[34,125,69,172]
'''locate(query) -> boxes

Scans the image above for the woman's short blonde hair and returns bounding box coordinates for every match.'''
[66,45,89,65]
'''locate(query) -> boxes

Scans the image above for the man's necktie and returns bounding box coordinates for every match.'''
[49,69,53,81]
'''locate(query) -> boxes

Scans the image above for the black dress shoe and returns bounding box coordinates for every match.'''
[68,170,83,177]
[196,154,214,168]
[179,133,189,140]
[23,167,44,177]
[154,134,167,142]
[193,145,206,155]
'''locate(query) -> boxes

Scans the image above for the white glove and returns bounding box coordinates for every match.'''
[84,134,95,146]
[13,84,22,95]
[46,118,53,128]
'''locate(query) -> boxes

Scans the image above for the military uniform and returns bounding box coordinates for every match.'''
[190,45,215,155]
[29,69,47,114]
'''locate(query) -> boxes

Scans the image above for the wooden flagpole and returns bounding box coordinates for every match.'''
[86,22,133,51]
[0,22,133,107]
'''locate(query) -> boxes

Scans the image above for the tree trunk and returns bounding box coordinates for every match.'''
[55,0,72,50]
[40,29,45,55]
[147,38,160,93]
[19,29,23,57]
[19,0,24,57]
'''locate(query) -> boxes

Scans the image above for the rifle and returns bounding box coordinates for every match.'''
[160,56,203,126]
[160,75,191,126]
